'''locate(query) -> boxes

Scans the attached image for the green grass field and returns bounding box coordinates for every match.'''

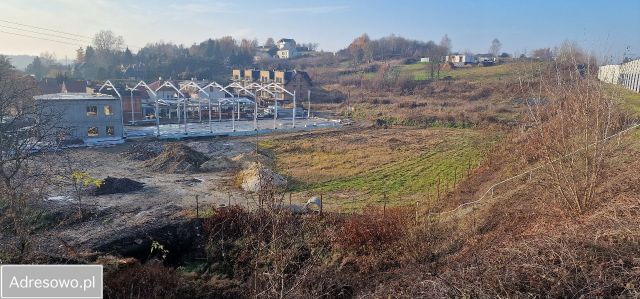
[260,128,499,210]
[609,84,640,115]
[400,61,538,82]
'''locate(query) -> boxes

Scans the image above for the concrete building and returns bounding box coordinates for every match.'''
[230,69,312,101]
[34,92,124,144]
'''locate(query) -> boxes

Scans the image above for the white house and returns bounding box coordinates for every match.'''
[276,38,298,59]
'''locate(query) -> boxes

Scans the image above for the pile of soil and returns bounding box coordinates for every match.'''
[200,157,234,172]
[143,143,209,173]
[92,177,144,196]
[121,142,164,161]
[238,162,287,193]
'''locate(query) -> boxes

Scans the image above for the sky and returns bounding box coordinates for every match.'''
[0,0,639,63]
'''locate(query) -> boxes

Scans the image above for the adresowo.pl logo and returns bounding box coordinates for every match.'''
[1,265,102,299]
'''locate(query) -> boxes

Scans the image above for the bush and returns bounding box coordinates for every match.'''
[333,208,409,255]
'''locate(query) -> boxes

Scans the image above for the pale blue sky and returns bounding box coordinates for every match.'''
[1,0,638,62]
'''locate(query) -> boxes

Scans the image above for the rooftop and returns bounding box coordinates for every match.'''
[34,92,117,101]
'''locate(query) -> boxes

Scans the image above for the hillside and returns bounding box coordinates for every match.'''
[3,54,35,70]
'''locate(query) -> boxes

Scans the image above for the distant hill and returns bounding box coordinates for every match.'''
[1,54,36,70]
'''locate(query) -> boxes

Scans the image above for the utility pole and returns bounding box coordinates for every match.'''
[307,89,311,118]
[292,90,296,128]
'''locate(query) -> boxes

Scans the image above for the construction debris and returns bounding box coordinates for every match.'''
[143,143,208,173]
[91,177,144,196]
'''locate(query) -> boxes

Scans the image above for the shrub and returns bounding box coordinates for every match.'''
[333,208,409,255]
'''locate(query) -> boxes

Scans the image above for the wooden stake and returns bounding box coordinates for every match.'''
[289,192,292,207]
[383,192,387,217]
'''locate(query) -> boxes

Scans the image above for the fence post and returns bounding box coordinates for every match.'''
[196,195,199,218]
[320,193,323,216]
[289,192,292,207]
[383,192,387,217]
[437,177,441,200]
[228,193,231,207]
[454,168,458,186]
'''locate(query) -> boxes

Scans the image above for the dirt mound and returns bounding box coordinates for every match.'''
[238,163,287,192]
[92,177,144,196]
[143,143,208,173]
[121,142,164,161]
[231,152,272,169]
[200,157,235,172]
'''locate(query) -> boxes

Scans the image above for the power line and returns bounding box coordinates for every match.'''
[0,18,90,39]
[0,24,91,43]
[0,29,83,47]
[0,19,142,52]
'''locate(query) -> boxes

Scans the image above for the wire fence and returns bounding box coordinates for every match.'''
[173,122,640,223]
[428,122,640,217]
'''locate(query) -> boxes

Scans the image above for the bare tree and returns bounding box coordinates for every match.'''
[439,34,452,55]
[489,38,502,56]
[92,30,125,54]
[521,48,628,214]
[0,62,66,259]
[265,37,276,48]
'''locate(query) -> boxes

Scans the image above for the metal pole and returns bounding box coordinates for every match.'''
[208,97,212,133]
[199,99,202,123]
[292,90,296,128]
[218,101,221,122]
[237,101,240,121]
[155,97,160,137]
[183,98,188,135]
[307,89,311,118]
[130,89,134,125]
[232,98,236,132]
[254,98,258,130]
[273,99,277,130]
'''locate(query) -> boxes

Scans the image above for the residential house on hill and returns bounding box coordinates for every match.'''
[276,38,298,59]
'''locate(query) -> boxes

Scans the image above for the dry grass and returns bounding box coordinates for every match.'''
[260,127,498,210]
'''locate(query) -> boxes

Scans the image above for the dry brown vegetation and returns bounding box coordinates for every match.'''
[99,59,640,298]
[2,50,639,298]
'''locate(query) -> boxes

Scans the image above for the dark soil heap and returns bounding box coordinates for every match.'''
[92,177,144,196]
[143,143,209,173]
